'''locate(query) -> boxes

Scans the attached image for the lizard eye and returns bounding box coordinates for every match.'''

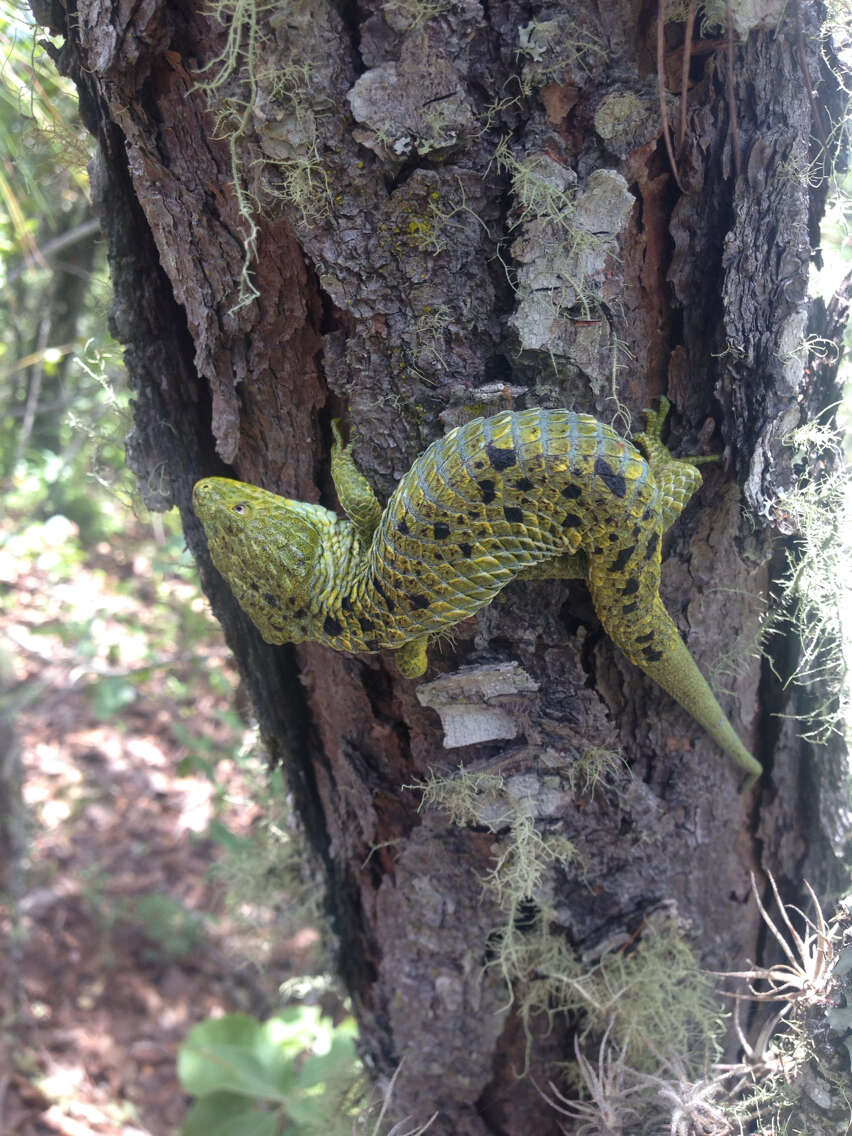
[232,503,247,514]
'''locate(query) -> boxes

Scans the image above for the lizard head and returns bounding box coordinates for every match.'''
[192,477,329,643]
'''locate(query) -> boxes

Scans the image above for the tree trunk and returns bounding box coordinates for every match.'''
[36,0,849,1130]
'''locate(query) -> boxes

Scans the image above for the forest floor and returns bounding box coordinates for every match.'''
[0,511,325,1135]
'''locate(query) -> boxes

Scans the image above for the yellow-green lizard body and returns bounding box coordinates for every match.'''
[193,401,761,780]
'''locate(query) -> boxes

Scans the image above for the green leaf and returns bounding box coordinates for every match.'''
[177,1014,295,1101]
[260,1006,325,1054]
[180,1091,282,1136]
[281,1087,328,1128]
[207,818,253,853]
[267,766,287,795]
[176,752,217,780]
[178,1009,360,1131]
[89,675,136,718]
[284,1026,359,1130]
[294,1026,358,1091]
[133,893,205,959]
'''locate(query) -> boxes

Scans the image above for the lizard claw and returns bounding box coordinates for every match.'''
[640,395,672,443]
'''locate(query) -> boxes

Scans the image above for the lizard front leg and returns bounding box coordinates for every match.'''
[330,420,384,546]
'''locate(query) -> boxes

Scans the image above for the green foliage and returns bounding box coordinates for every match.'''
[133,893,208,960]
[0,318,124,541]
[0,497,231,725]
[178,1007,360,1136]
[77,866,208,962]
[0,7,114,525]
[88,674,138,719]
[0,12,124,571]
[0,2,90,247]
[173,708,248,794]
[211,761,327,950]
[175,724,326,957]
[763,416,852,744]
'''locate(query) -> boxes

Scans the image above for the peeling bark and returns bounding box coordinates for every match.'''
[35,0,849,1129]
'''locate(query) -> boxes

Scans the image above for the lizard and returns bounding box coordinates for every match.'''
[192,399,762,781]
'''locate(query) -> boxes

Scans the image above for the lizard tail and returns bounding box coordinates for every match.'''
[591,584,762,781]
[635,617,762,782]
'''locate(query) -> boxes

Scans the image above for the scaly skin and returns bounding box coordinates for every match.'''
[193,401,762,780]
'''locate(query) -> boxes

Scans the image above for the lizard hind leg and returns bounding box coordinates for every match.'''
[633,398,711,532]
[393,636,431,678]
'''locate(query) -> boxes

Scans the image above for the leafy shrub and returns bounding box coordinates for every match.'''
[178,1007,360,1136]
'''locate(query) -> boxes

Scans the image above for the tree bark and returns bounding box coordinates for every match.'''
[36,0,849,1130]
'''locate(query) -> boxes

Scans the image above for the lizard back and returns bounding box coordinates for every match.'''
[346,408,663,646]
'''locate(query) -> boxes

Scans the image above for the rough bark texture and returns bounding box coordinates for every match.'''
[36,0,849,1130]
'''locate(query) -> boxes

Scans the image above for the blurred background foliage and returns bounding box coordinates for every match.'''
[0,0,221,714]
[0,0,125,540]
